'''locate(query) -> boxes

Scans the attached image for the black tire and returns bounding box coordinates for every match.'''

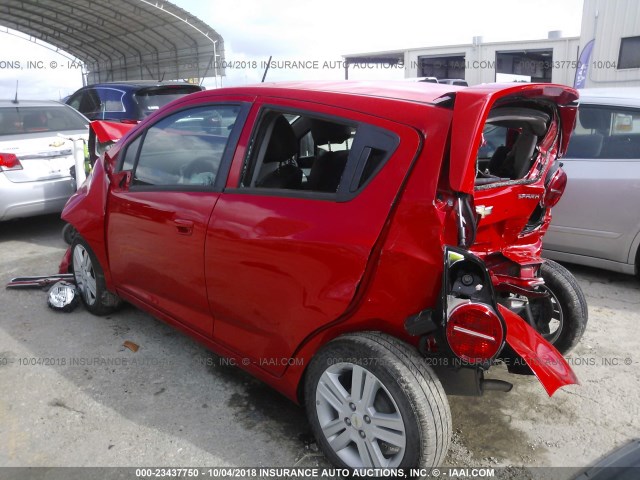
[530,260,588,354]
[62,222,78,246]
[304,332,451,471]
[71,236,121,316]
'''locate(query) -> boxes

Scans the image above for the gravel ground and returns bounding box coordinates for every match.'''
[1,214,638,478]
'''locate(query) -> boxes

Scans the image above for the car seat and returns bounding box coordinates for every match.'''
[306,119,352,192]
[256,116,302,189]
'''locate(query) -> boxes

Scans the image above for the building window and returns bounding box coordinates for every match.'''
[618,36,640,69]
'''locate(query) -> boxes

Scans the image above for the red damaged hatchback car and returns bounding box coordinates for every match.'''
[59,81,586,470]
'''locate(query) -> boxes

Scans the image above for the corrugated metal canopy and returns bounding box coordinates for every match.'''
[0,0,225,83]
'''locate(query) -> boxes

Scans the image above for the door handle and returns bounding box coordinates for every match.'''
[174,219,194,235]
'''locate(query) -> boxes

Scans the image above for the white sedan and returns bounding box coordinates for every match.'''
[0,100,88,221]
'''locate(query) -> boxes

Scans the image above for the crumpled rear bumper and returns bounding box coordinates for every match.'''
[499,304,579,396]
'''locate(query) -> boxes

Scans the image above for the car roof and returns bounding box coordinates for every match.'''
[84,81,202,89]
[577,88,640,108]
[207,80,463,105]
[0,99,67,107]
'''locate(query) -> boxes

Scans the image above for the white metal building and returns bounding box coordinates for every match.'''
[344,0,640,88]
[577,0,640,88]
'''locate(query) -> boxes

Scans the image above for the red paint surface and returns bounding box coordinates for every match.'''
[61,81,580,402]
[500,305,579,396]
[91,120,136,143]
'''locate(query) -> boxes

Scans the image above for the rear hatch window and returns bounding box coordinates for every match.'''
[134,86,203,118]
[475,107,551,187]
[0,106,88,136]
[0,106,87,183]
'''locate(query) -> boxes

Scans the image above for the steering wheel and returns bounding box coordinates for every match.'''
[180,157,218,185]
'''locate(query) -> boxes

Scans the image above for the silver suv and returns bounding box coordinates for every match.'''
[543,88,640,277]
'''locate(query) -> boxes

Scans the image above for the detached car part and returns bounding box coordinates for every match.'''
[6,273,75,289]
[47,281,80,313]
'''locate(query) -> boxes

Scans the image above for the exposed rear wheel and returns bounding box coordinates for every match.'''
[304,332,451,470]
[529,260,588,354]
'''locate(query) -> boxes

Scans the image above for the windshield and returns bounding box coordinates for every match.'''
[134,87,202,118]
[0,106,88,136]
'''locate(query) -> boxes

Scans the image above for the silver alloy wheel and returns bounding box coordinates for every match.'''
[73,244,98,306]
[315,362,407,468]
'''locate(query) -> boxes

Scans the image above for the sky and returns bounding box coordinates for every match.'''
[0,0,584,99]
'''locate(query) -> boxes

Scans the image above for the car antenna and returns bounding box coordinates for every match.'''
[261,56,272,82]
[12,80,19,104]
[159,72,165,82]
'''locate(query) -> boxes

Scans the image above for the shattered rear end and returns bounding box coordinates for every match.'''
[431,84,580,396]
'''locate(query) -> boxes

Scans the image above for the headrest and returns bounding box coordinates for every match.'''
[487,107,550,137]
[310,119,352,146]
[264,115,297,163]
[513,131,538,153]
[23,113,47,129]
[579,107,610,131]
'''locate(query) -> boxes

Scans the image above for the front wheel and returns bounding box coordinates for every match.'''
[62,222,78,246]
[71,237,121,316]
[304,332,451,470]
[528,260,588,354]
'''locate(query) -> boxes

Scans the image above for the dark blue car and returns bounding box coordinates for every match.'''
[66,81,204,122]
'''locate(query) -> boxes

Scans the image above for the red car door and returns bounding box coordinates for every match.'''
[107,103,249,336]
[205,99,421,375]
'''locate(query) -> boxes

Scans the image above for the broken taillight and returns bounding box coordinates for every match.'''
[543,167,567,208]
[446,303,504,364]
[0,153,22,171]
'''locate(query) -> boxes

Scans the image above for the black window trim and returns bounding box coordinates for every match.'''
[234,104,400,202]
[115,101,251,193]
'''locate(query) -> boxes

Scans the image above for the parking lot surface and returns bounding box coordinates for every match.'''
[1,215,639,478]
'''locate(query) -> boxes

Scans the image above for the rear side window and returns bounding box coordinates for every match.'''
[240,109,399,198]
[95,88,126,113]
[129,105,240,187]
[0,106,87,135]
[566,105,640,160]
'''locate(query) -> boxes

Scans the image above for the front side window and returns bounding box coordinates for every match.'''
[128,105,241,187]
[566,105,640,160]
[121,135,142,171]
[67,92,83,111]
[78,89,101,117]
